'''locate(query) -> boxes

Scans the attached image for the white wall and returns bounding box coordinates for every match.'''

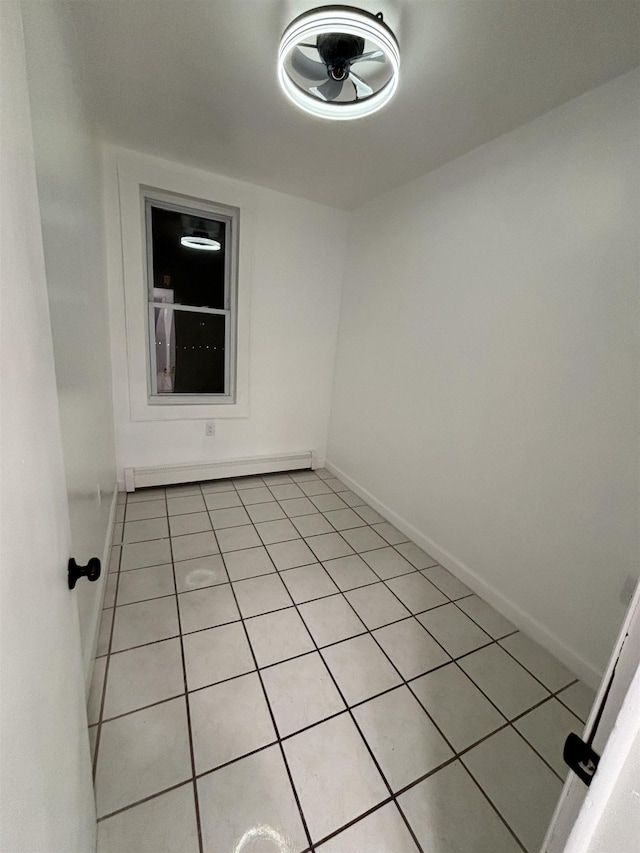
[21,1,117,685]
[0,4,95,849]
[327,69,640,685]
[105,148,347,483]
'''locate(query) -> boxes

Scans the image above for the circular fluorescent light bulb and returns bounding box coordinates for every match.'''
[278,6,400,120]
[180,235,221,251]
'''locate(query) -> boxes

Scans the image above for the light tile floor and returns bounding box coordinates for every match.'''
[91,469,596,853]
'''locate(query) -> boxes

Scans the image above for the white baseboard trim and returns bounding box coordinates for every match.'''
[124,451,316,491]
[326,459,603,689]
[84,484,118,695]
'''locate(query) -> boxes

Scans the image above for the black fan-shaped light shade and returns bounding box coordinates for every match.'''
[278,6,400,120]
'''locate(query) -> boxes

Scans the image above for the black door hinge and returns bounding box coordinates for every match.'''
[563,732,600,786]
[563,638,628,787]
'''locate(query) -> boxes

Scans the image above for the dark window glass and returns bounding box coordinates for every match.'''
[150,206,226,310]
[153,307,225,395]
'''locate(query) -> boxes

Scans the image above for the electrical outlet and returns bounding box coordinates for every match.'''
[205,421,215,437]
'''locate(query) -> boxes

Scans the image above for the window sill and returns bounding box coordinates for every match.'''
[130,397,249,421]
[148,394,236,406]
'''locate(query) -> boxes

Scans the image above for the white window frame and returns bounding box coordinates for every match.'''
[143,191,239,405]
[111,148,252,422]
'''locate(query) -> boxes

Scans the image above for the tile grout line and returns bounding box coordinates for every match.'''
[103,567,465,617]
[94,485,207,831]
[96,779,201,826]
[166,487,205,853]
[372,572,573,787]
[240,509,427,853]
[102,473,585,849]
[232,477,319,853]
[259,477,574,845]
[184,478,417,846]
[115,558,436,598]
[458,759,529,853]
[217,530,316,853]
[301,554,532,852]
[107,517,474,625]
[115,478,583,732]
[276,491,551,852]
[93,679,576,837]
[115,486,584,727]
[91,539,124,783]
[554,689,590,722]
[204,477,316,851]
[93,639,579,751]
[441,594,586,783]
[116,486,568,840]
[311,793,425,851]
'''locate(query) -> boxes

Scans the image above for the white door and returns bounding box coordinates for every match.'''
[0,4,96,851]
[543,577,640,852]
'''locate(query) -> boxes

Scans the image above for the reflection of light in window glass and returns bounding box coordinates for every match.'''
[151,207,226,309]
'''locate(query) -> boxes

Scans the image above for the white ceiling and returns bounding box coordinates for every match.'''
[65,0,639,209]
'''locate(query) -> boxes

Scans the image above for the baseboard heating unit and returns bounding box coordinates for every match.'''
[124,451,317,492]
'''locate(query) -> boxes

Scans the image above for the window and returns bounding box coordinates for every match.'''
[144,193,239,404]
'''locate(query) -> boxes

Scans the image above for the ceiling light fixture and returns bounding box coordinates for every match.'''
[278,6,400,121]
[180,231,221,251]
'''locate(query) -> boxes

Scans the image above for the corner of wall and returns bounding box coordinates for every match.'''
[325,459,604,688]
